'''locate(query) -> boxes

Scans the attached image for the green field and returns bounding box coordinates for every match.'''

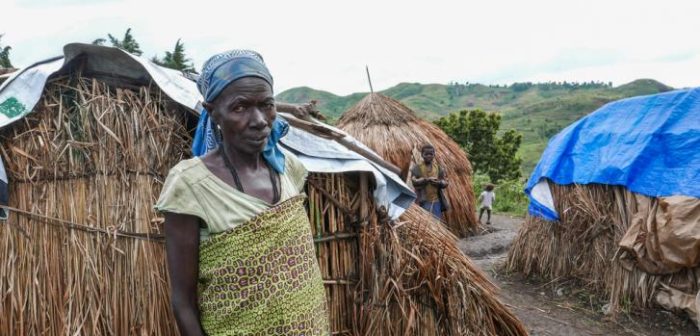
[277,79,673,175]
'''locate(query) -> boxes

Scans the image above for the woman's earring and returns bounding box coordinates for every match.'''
[214,124,223,143]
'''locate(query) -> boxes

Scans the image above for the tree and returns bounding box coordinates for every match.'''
[106,28,143,56]
[0,34,13,68]
[489,129,522,181]
[152,39,197,73]
[435,109,522,182]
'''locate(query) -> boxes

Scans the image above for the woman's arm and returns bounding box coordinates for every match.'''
[164,212,206,336]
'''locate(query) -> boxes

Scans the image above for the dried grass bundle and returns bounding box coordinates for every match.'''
[505,183,700,315]
[0,75,191,335]
[337,93,477,237]
[306,171,525,335]
[354,204,527,335]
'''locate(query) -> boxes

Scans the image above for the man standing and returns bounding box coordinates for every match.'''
[411,144,449,220]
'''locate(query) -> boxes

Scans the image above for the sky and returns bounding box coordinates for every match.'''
[3,0,700,95]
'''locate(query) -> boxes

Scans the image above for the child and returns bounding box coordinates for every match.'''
[478,184,495,224]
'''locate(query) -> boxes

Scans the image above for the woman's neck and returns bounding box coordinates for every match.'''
[221,143,264,171]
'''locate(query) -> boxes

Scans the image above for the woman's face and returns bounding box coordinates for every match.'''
[208,77,276,155]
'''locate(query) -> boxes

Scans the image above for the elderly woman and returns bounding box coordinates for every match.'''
[156,50,330,335]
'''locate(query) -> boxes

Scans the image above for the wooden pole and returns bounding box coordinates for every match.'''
[366,65,374,94]
[359,173,369,226]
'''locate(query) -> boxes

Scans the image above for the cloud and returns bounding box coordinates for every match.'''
[3,0,700,94]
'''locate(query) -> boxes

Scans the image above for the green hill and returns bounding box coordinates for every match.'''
[277,79,673,174]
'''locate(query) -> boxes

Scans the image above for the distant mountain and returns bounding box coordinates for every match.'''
[277,79,673,174]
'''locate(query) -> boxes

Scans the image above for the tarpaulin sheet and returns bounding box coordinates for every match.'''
[618,195,700,274]
[527,87,700,220]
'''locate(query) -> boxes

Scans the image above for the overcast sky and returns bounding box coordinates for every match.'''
[3,0,700,95]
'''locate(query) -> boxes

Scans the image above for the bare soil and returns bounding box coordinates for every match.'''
[459,214,699,336]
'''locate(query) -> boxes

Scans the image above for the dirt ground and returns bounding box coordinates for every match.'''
[458,214,699,336]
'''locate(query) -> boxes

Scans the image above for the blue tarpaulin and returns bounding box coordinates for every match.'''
[526,87,700,220]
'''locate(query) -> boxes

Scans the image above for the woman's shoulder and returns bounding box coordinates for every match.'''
[156,157,207,216]
[281,148,308,191]
[165,157,208,184]
[282,148,305,171]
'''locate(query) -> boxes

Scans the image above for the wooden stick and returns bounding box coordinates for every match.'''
[313,232,358,243]
[279,112,401,176]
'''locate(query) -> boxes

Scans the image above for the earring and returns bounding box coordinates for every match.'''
[213,124,223,143]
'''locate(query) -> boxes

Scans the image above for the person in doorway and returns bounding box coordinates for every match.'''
[479,183,496,224]
[411,144,449,220]
[156,50,330,335]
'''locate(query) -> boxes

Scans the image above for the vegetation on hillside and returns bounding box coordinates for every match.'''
[277,79,673,174]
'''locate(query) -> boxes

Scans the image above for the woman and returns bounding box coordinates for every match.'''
[156,50,330,335]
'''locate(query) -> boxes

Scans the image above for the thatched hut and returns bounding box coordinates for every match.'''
[506,87,700,324]
[337,93,478,236]
[0,44,526,335]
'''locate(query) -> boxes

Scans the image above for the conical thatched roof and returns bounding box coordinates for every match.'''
[337,93,478,236]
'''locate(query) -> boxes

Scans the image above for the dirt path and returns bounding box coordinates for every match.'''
[458,214,698,336]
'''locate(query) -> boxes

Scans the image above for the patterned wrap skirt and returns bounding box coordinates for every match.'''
[198,195,330,335]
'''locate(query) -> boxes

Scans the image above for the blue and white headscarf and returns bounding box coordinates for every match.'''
[192,49,288,173]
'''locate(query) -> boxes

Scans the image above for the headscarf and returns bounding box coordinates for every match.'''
[193,50,288,173]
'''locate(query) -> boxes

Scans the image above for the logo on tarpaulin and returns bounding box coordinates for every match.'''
[0,97,26,118]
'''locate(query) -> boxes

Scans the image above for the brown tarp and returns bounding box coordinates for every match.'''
[617,194,700,325]
[618,195,700,274]
[656,282,700,325]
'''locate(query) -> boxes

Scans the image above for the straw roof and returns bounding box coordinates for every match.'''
[337,93,478,236]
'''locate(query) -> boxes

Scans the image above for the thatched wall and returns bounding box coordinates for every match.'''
[337,93,477,237]
[0,76,191,335]
[506,182,700,318]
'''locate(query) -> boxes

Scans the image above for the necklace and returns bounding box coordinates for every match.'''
[219,146,280,204]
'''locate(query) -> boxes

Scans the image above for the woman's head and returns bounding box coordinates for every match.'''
[198,50,276,155]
